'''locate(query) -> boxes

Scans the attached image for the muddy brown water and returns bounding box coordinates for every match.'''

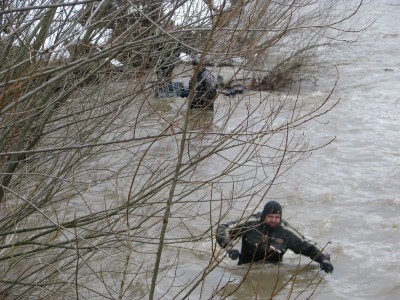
[157,2,400,299]
[60,2,399,299]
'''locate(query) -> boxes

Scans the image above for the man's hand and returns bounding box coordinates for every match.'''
[320,260,334,273]
[227,249,240,260]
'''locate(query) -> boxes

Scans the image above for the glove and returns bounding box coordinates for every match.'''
[227,249,240,260]
[320,260,334,273]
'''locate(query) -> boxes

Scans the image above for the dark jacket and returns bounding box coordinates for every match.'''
[216,212,330,265]
[190,67,217,109]
[195,68,217,100]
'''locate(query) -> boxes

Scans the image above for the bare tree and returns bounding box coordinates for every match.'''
[1,0,363,299]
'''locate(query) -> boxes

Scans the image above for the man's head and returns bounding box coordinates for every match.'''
[260,201,282,228]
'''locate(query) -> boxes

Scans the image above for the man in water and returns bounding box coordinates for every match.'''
[189,60,218,110]
[216,201,334,273]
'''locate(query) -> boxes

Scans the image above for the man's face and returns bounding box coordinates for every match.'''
[264,213,281,228]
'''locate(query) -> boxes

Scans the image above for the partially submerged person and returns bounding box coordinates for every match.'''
[189,60,218,110]
[216,201,334,273]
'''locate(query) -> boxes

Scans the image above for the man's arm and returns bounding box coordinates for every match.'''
[216,213,260,261]
[283,221,334,273]
[216,213,260,249]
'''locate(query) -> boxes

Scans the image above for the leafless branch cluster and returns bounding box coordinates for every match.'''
[1,0,362,298]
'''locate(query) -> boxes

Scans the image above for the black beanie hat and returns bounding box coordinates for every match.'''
[260,201,282,222]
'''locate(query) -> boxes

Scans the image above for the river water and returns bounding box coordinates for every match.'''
[176,1,400,299]
[297,2,400,299]
[49,1,399,299]
[1,1,398,300]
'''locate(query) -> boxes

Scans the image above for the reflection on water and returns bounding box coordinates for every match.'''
[220,263,327,300]
[187,110,215,132]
